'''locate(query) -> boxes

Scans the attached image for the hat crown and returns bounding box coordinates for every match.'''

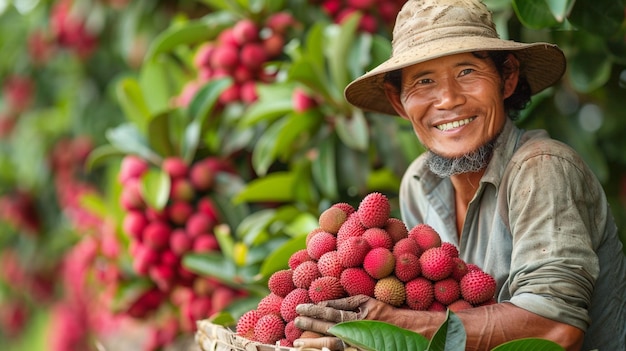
[392,0,498,57]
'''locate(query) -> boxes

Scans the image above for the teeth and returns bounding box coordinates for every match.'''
[436,117,475,131]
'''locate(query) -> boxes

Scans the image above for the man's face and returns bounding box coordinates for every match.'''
[387,52,518,159]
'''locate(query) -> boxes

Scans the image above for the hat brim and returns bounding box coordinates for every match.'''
[344,36,566,116]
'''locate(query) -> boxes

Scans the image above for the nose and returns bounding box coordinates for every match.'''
[433,78,465,110]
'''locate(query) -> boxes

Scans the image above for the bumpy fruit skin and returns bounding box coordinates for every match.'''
[374,276,406,307]
[254,314,285,344]
[318,206,347,234]
[292,260,321,289]
[288,249,312,270]
[460,270,496,305]
[317,251,343,278]
[284,320,303,344]
[440,242,459,258]
[433,278,461,305]
[419,247,454,281]
[408,223,442,251]
[362,227,394,250]
[337,236,370,268]
[357,192,390,228]
[236,309,261,339]
[384,217,408,243]
[257,293,283,316]
[363,247,395,279]
[280,288,311,322]
[306,231,336,260]
[394,252,421,282]
[405,277,434,311]
[451,257,469,281]
[447,299,473,312]
[308,276,346,303]
[340,267,376,297]
[332,202,356,216]
[336,213,367,246]
[393,237,422,257]
[268,269,295,297]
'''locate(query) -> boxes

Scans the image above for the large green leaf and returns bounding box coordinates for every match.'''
[259,234,306,278]
[569,0,625,37]
[105,123,162,164]
[512,0,560,29]
[140,167,171,210]
[568,50,613,93]
[312,136,338,199]
[232,171,296,203]
[144,12,235,60]
[326,12,361,99]
[329,320,429,351]
[85,144,126,172]
[186,77,232,125]
[238,83,295,127]
[427,310,466,351]
[147,112,176,158]
[491,338,565,350]
[252,117,288,176]
[335,109,369,151]
[139,58,182,115]
[116,77,152,133]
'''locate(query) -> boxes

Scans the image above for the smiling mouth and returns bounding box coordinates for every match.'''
[435,117,475,131]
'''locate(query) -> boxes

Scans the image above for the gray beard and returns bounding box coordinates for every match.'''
[426,138,498,178]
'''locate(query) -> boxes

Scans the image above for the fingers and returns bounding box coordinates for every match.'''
[294,316,336,335]
[293,336,345,350]
[321,294,371,310]
[296,303,361,323]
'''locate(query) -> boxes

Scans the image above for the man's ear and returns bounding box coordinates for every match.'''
[383,82,409,119]
[503,54,520,99]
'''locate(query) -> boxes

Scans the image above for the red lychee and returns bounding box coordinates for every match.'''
[419,247,454,281]
[169,229,192,256]
[170,178,195,202]
[460,270,496,305]
[280,288,311,322]
[447,299,473,312]
[292,260,320,289]
[393,237,422,257]
[254,313,285,344]
[210,44,239,71]
[450,257,469,281]
[257,293,283,316]
[440,242,459,258]
[161,157,188,179]
[362,227,394,250]
[340,267,376,297]
[192,234,219,253]
[336,213,366,247]
[284,320,303,343]
[143,221,171,251]
[408,224,442,251]
[167,201,194,225]
[337,236,370,268]
[122,210,148,240]
[306,231,336,261]
[332,202,356,216]
[268,269,296,298]
[232,19,259,45]
[189,159,216,191]
[357,192,390,228]
[318,206,347,234]
[384,217,408,243]
[405,277,434,311]
[363,247,395,279]
[118,155,149,184]
[317,251,343,278]
[185,212,214,237]
[433,278,461,305]
[394,252,421,282]
[240,43,267,70]
[288,249,312,270]
[308,276,346,303]
[292,88,318,113]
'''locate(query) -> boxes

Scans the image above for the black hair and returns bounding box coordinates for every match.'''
[382,51,532,120]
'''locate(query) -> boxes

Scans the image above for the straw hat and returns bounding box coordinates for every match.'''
[344,0,566,116]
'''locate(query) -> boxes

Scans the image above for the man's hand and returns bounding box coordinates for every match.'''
[293,295,371,350]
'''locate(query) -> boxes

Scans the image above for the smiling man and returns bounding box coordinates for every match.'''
[293,1,626,350]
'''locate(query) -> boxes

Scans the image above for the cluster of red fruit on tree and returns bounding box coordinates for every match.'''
[235,192,497,346]
[176,12,298,108]
[117,154,249,349]
[312,0,408,33]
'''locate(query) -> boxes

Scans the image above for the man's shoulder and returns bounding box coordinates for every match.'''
[513,129,581,163]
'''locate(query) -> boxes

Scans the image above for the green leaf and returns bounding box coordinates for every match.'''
[238,83,295,127]
[259,234,306,278]
[106,123,162,164]
[144,12,235,60]
[326,12,361,98]
[85,144,126,171]
[427,310,466,351]
[512,0,560,29]
[147,112,176,158]
[569,50,613,93]
[335,109,369,151]
[116,77,152,133]
[235,208,276,243]
[214,223,234,260]
[328,320,429,351]
[187,77,233,125]
[140,168,171,210]
[569,0,624,37]
[183,252,237,283]
[491,338,565,351]
[251,117,288,176]
[312,136,338,199]
[139,58,180,115]
[233,172,295,203]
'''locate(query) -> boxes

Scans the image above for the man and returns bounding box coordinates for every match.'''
[294,0,626,350]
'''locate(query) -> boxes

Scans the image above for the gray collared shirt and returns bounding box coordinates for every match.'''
[400,118,626,350]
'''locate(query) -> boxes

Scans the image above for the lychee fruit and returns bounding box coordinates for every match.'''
[337,236,370,268]
[268,269,296,298]
[318,206,347,234]
[280,288,311,322]
[450,257,469,281]
[118,155,149,184]
[460,270,496,305]
[308,276,346,303]
[288,249,312,270]
[122,210,148,240]
[357,192,390,228]
[405,277,434,311]
[317,251,343,278]
[393,237,422,257]
[284,320,303,343]
[440,242,459,258]
[362,227,394,250]
[447,299,473,312]
[332,202,356,216]
[257,293,283,316]
[419,247,454,281]
[394,252,421,282]
[161,156,188,179]
[254,313,285,344]
[433,278,461,305]
[408,224,442,251]
[374,276,406,307]
[236,309,261,339]
[306,231,336,260]
[363,247,395,279]
[336,213,367,247]
[340,267,376,297]
[292,260,320,289]
[384,217,408,243]
[232,19,259,45]
[428,300,447,312]
[169,229,192,255]
[143,221,171,250]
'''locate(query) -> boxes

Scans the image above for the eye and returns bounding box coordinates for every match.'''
[416,78,433,85]
[459,68,474,77]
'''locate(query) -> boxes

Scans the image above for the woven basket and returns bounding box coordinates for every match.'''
[195,319,360,351]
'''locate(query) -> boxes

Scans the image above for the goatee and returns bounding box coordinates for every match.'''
[426,138,498,178]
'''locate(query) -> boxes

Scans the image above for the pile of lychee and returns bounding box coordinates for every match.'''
[235,192,497,346]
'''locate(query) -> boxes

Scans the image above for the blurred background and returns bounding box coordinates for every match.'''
[0,0,624,350]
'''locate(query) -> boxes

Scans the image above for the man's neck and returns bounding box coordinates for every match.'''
[450,169,485,238]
